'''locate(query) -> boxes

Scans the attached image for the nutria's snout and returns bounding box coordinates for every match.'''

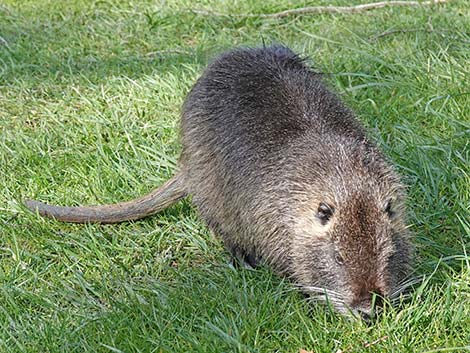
[309,289,385,321]
[350,289,385,321]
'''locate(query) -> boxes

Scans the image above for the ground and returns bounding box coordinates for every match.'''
[0,0,469,352]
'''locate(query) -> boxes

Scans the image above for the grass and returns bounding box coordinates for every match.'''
[1,0,469,352]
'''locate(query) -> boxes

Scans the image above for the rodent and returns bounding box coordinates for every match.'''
[26,46,412,319]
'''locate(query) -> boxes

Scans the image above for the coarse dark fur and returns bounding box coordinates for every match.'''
[26,46,412,318]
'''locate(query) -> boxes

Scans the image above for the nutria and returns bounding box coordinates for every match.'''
[26,46,412,318]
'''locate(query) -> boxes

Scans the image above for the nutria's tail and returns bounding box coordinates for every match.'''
[25,172,187,224]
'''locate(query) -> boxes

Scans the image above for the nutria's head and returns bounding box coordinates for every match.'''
[287,140,412,319]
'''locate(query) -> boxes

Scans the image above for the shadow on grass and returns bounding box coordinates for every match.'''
[0,8,216,86]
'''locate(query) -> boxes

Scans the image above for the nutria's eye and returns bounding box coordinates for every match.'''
[334,252,344,265]
[384,200,394,218]
[317,202,334,225]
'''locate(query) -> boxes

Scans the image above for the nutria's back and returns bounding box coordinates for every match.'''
[181,47,366,165]
[26,46,412,318]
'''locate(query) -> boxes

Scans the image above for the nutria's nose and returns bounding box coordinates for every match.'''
[352,289,384,321]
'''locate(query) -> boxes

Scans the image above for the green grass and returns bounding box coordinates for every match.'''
[1,0,469,352]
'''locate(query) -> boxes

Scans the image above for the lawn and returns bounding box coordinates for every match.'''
[1,0,469,352]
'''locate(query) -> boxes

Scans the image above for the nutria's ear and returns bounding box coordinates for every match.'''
[317,202,334,225]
